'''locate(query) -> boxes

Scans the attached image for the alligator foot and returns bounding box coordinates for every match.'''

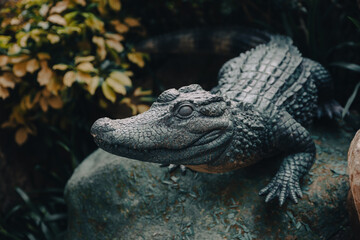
[317,99,344,119]
[259,173,303,206]
[160,164,187,175]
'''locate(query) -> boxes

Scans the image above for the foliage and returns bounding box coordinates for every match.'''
[0,0,150,145]
[0,187,67,240]
[331,16,360,117]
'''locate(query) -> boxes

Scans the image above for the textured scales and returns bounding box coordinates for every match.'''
[91,33,338,206]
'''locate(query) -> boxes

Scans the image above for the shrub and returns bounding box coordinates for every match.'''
[0,0,151,145]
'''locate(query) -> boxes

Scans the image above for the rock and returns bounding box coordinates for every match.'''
[65,126,354,239]
[348,130,360,233]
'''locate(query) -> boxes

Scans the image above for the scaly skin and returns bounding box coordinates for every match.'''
[91,34,339,206]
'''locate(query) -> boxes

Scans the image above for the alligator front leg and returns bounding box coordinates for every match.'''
[259,112,316,206]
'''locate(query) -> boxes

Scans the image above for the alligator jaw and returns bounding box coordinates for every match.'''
[90,116,233,165]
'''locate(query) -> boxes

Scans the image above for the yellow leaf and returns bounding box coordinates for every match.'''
[63,71,76,86]
[46,76,62,94]
[105,39,124,52]
[13,61,28,77]
[29,29,44,43]
[1,120,16,128]
[105,77,126,95]
[16,32,29,47]
[20,35,30,47]
[0,73,16,89]
[92,36,106,60]
[7,72,20,83]
[111,20,129,33]
[15,127,28,145]
[121,63,130,69]
[42,88,51,97]
[97,0,107,16]
[75,55,95,64]
[47,33,60,44]
[124,71,134,77]
[109,0,121,11]
[1,66,11,72]
[9,55,30,64]
[76,72,92,84]
[37,53,51,60]
[99,98,107,108]
[124,17,141,27]
[53,64,68,71]
[38,21,50,29]
[49,1,68,14]
[127,52,145,68]
[26,58,40,73]
[48,14,67,26]
[77,62,95,72]
[9,106,25,124]
[39,97,48,112]
[56,26,82,34]
[121,97,131,104]
[109,71,132,86]
[0,35,11,47]
[120,99,137,115]
[37,61,53,86]
[48,95,63,109]
[33,92,41,104]
[133,87,152,97]
[88,76,99,95]
[102,82,116,103]
[0,55,8,67]
[8,44,21,55]
[84,14,104,33]
[74,0,86,6]
[39,4,50,16]
[10,18,21,25]
[137,104,150,113]
[23,92,41,110]
[0,86,9,99]
[105,33,124,42]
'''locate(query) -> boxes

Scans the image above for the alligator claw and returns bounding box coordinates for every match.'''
[317,99,344,119]
[259,175,302,206]
[160,164,188,175]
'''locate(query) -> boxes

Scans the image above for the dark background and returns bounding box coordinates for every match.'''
[0,0,359,239]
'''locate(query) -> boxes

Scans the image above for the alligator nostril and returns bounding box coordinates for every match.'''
[90,117,114,136]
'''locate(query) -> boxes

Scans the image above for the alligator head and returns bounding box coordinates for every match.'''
[91,84,234,165]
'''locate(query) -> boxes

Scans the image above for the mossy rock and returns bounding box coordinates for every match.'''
[65,126,354,239]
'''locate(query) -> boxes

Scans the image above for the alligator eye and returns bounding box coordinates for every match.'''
[178,105,193,117]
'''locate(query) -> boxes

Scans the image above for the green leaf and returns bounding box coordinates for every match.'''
[101,82,116,103]
[343,82,360,118]
[44,214,67,222]
[331,62,360,72]
[15,187,31,206]
[63,11,78,23]
[348,17,360,30]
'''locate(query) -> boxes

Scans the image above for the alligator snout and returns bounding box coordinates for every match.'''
[90,117,114,137]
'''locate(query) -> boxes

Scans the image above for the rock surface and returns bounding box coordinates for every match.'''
[65,126,354,240]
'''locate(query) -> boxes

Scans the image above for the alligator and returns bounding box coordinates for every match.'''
[91,29,342,205]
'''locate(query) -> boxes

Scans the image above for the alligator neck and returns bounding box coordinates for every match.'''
[211,101,271,167]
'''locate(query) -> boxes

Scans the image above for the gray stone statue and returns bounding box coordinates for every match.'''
[91,32,342,206]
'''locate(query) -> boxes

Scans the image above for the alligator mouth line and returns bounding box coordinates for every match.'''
[192,129,223,146]
[95,128,225,153]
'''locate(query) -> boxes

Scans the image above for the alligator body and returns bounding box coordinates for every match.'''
[91,30,342,205]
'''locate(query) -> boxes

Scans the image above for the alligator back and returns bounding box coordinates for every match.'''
[214,36,317,125]
[137,29,318,125]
